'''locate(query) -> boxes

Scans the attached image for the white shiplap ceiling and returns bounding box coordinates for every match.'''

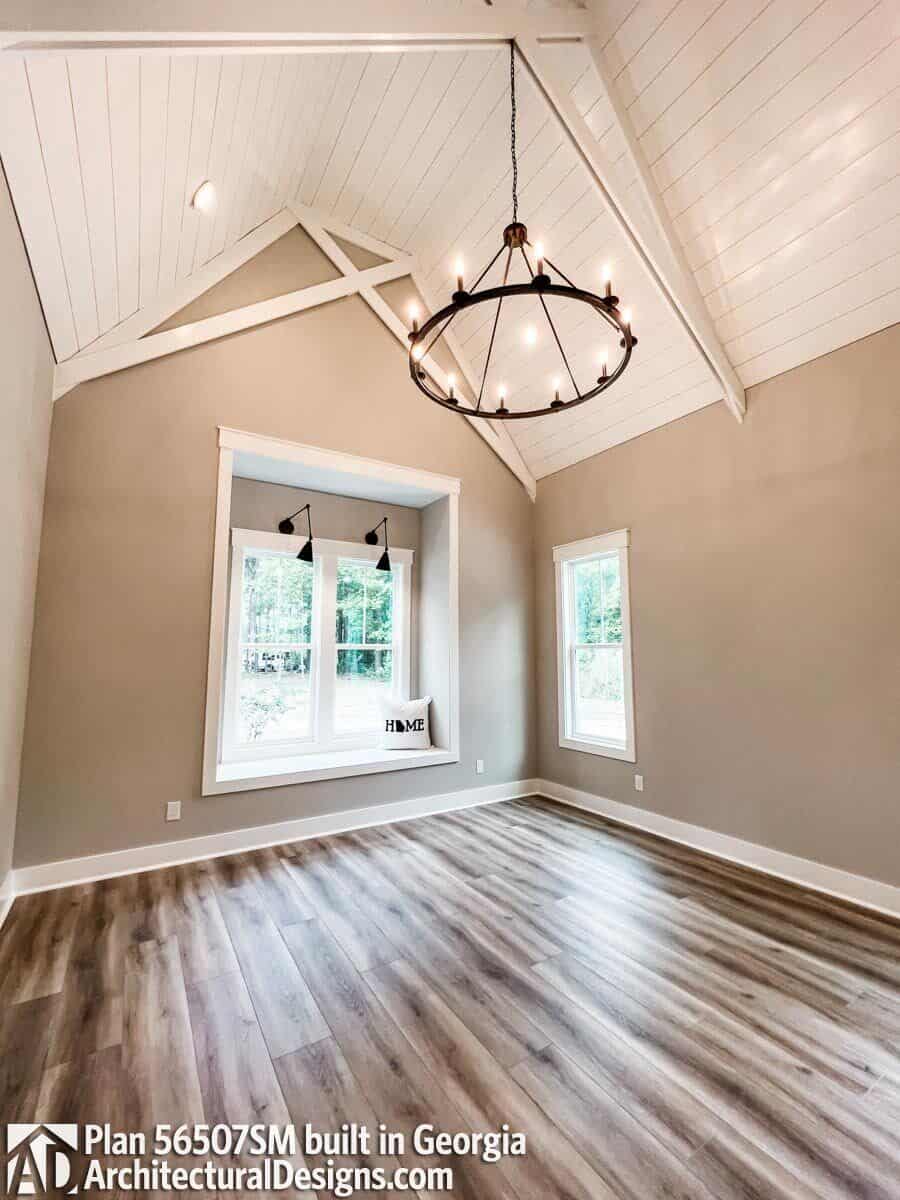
[2,0,899,480]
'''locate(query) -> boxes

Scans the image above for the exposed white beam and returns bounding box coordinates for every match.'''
[72,209,298,359]
[1,1,590,52]
[292,205,536,500]
[292,203,408,263]
[53,255,413,398]
[516,36,746,424]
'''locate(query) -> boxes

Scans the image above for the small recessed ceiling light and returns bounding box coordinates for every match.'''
[191,180,217,213]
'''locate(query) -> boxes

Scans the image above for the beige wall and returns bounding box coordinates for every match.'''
[14,237,536,868]
[535,323,900,888]
[0,167,55,895]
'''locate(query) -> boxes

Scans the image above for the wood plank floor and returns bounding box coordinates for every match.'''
[1,796,899,1198]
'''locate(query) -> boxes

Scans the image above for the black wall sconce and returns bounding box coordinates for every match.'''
[278,503,314,562]
[365,517,391,572]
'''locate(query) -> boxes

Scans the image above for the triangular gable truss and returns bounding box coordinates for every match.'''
[54,204,538,497]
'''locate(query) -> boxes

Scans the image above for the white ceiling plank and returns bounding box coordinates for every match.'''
[716,209,900,348]
[176,54,222,281]
[26,54,99,347]
[683,89,900,276]
[383,49,508,249]
[518,36,745,422]
[106,55,141,320]
[67,53,119,331]
[270,56,306,206]
[54,253,415,398]
[693,130,900,300]
[283,56,341,206]
[297,54,368,208]
[625,0,767,137]
[138,55,170,308]
[0,55,77,358]
[599,0,682,79]
[704,169,900,324]
[157,55,198,294]
[670,28,900,243]
[310,52,401,214]
[611,0,723,111]
[79,207,297,354]
[349,51,466,235]
[204,57,257,263]
[728,247,900,370]
[233,54,281,236]
[243,54,294,230]
[737,280,900,390]
[330,51,432,226]
[193,55,242,269]
[644,0,852,190]
[402,48,557,266]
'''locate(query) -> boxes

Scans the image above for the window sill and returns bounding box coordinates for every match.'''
[206,746,457,795]
[559,735,636,763]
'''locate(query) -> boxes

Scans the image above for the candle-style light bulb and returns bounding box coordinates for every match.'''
[408,302,420,334]
[447,372,456,399]
[534,242,545,274]
[598,348,609,379]
[411,343,424,362]
[498,383,507,401]
[602,263,612,299]
[552,375,561,406]
[623,308,632,332]
[523,324,537,347]
[454,257,465,293]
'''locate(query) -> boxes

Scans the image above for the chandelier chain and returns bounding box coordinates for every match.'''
[510,41,518,223]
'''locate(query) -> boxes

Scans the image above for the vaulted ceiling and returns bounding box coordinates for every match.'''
[2,0,899,481]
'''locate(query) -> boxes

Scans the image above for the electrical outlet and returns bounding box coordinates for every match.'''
[475,759,485,775]
[166,801,182,822]
[634,774,644,792]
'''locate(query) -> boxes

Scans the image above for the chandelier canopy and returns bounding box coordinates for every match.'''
[407,43,637,421]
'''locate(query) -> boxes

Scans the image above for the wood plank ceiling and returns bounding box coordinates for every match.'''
[1,0,898,479]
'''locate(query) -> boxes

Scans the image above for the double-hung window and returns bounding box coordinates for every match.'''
[223,530,412,762]
[555,529,635,762]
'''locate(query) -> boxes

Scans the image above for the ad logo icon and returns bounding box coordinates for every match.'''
[5,1125,78,1195]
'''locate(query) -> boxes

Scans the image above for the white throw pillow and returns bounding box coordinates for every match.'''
[379,696,432,750]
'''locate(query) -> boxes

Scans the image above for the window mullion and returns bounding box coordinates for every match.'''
[314,554,337,746]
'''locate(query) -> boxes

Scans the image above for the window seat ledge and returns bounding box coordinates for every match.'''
[208,746,457,795]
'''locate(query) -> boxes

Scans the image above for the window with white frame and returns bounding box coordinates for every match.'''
[555,529,635,762]
[223,530,412,761]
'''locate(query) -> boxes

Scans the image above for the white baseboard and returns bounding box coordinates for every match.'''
[535,779,900,921]
[12,778,540,896]
[0,870,14,930]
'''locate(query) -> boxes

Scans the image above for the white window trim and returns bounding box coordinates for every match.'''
[222,531,413,763]
[554,528,636,763]
[202,427,460,795]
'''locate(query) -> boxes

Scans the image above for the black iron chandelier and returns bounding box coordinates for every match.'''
[407,43,637,421]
